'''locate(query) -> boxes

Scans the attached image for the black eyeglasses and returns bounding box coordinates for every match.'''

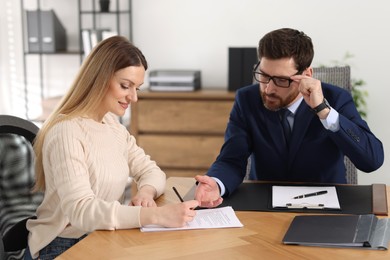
[252,62,303,88]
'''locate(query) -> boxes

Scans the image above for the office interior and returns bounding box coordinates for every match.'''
[0,0,389,185]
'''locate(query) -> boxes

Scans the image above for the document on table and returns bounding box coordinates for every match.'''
[272,186,341,209]
[140,206,243,232]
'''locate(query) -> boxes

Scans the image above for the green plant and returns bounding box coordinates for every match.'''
[326,52,368,118]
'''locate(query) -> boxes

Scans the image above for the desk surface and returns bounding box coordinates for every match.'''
[57,177,390,260]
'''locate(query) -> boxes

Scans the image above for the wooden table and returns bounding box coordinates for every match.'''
[57,177,390,260]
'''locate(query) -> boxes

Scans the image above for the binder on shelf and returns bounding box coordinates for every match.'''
[228,47,257,91]
[149,70,201,92]
[81,30,92,57]
[26,10,67,53]
[283,214,390,250]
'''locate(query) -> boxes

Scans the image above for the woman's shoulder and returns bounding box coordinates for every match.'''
[103,112,122,126]
[46,117,86,143]
[50,116,88,130]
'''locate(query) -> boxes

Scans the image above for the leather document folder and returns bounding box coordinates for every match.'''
[184,182,388,215]
[282,214,390,250]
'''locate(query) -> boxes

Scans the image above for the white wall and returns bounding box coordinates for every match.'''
[132,0,390,185]
[2,0,389,184]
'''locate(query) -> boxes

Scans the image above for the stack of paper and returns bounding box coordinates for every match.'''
[140,206,243,232]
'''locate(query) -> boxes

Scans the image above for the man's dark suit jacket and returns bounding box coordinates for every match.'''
[207,83,384,196]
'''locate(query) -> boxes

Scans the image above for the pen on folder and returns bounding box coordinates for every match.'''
[172,186,184,202]
[293,190,328,199]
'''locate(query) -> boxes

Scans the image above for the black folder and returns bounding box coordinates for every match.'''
[184,182,388,215]
[282,214,390,250]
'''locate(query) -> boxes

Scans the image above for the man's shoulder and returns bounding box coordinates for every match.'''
[321,82,350,95]
[321,82,352,104]
[236,83,259,94]
[235,84,260,102]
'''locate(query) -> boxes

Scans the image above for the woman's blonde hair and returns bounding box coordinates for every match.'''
[33,36,147,191]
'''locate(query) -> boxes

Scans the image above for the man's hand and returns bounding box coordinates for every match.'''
[194,175,223,208]
[291,75,330,119]
[291,74,323,108]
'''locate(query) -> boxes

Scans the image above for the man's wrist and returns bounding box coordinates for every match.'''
[212,177,226,196]
[311,98,330,114]
[317,107,331,119]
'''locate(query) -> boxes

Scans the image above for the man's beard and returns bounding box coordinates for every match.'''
[260,88,300,111]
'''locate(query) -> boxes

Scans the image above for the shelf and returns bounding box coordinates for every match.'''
[24,51,81,55]
[21,0,132,119]
[80,10,130,14]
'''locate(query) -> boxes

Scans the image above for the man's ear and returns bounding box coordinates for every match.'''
[302,67,313,77]
[304,67,313,77]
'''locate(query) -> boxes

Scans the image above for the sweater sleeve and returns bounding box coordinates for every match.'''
[126,133,166,198]
[104,113,166,197]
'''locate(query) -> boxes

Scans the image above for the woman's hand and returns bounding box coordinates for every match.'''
[130,185,157,207]
[140,200,199,228]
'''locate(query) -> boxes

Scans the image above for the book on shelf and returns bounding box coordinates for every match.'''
[81,29,117,57]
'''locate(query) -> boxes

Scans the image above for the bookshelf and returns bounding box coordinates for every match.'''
[20,0,132,120]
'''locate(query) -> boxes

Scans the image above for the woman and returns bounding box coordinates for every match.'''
[25,36,199,259]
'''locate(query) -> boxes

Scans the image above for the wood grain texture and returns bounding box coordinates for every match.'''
[138,134,224,168]
[58,178,390,260]
[130,90,235,178]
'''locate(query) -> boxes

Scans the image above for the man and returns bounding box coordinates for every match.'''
[195,28,384,208]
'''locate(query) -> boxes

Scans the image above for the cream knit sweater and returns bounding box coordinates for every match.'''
[27,113,166,258]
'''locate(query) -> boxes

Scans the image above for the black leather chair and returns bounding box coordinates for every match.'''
[0,115,39,144]
[0,233,5,260]
[0,115,43,259]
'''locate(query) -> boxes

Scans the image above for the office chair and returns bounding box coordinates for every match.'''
[0,115,43,259]
[0,115,39,144]
[0,234,5,260]
[313,66,358,185]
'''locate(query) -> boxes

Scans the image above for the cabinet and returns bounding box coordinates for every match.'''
[130,90,236,178]
[21,0,132,120]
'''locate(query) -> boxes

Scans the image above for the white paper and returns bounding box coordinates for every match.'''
[140,206,243,232]
[272,186,341,209]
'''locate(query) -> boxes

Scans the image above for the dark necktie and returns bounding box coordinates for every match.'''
[279,109,291,146]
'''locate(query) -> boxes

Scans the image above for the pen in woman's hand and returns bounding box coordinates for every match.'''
[173,186,201,210]
[172,186,184,202]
